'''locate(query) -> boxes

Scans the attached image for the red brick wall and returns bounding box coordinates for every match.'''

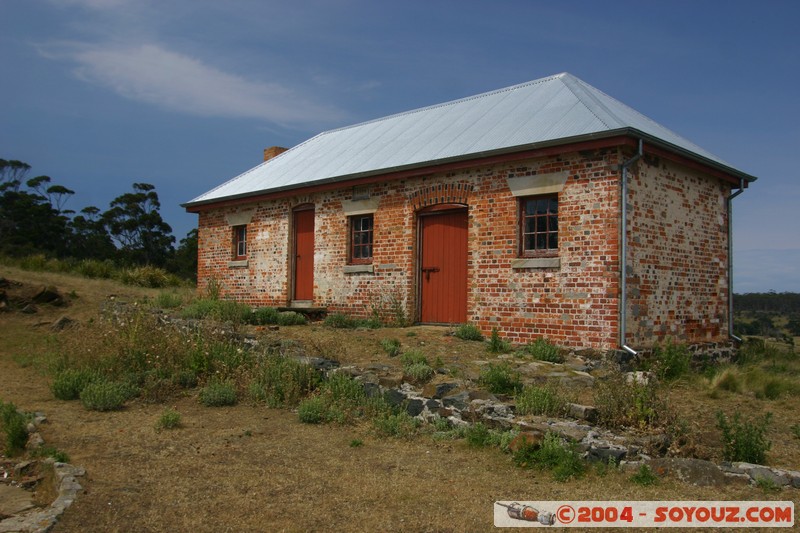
[625,153,730,346]
[195,147,731,350]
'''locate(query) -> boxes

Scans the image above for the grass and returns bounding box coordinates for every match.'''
[512,432,587,481]
[398,349,434,384]
[30,445,71,463]
[247,354,319,407]
[379,338,402,357]
[651,340,691,382]
[324,312,381,329]
[593,372,670,430]
[630,464,658,486]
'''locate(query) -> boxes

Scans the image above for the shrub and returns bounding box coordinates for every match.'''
[0,400,29,456]
[199,380,238,407]
[716,411,772,464]
[156,408,182,430]
[487,328,511,354]
[480,363,522,395]
[631,464,658,486]
[652,340,691,382]
[399,349,428,367]
[248,355,319,407]
[379,338,402,357]
[80,381,130,411]
[276,311,307,326]
[76,259,116,279]
[709,367,741,393]
[52,368,101,400]
[454,324,483,341]
[464,422,494,448]
[298,396,327,424]
[403,362,434,384]
[524,338,563,363]
[515,383,568,417]
[512,432,586,481]
[323,372,366,408]
[173,369,199,389]
[249,307,280,325]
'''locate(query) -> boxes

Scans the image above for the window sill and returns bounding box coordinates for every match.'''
[344,264,374,274]
[511,257,560,269]
[228,259,248,268]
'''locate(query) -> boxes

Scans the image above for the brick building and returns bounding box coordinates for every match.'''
[184,73,755,352]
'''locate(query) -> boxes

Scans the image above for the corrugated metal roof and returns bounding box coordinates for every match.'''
[186,72,754,207]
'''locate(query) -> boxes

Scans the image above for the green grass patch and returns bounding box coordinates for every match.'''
[453,324,483,341]
[156,408,182,430]
[323,312,381,329]
[379,338,402,357]
[523,338,563,363]
[512,432,586,481]
[480,362,522,395]
[515,382,569,417]
[247,354,319,407]
[630,464,658,486]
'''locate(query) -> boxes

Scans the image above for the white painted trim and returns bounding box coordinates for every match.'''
[226,210,255,226]
[506,171,569,197]
[228,259,248,268]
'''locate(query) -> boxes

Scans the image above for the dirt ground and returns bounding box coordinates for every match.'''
[1,266,798,532]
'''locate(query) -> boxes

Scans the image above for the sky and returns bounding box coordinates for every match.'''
[1,0,798,293]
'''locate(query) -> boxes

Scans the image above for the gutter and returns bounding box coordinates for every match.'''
[619,139,644,356]
[727,179,746,342]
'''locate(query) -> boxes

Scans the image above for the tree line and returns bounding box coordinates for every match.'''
[0,158,196,280]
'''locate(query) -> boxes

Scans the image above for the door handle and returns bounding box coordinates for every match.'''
[421,267,440,281]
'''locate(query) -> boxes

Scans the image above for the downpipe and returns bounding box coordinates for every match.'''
[620,139,643,356]
[728,179,745,342]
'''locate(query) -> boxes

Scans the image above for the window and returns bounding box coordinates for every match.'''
[232,225,247,259]
[520,195,558,256]
[349,214,373,264]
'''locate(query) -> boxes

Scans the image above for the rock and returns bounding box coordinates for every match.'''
[587,444,627,463]
[442,390,470,411]
[625,371,656,385]
[26,432,44,449]
[745,466,791,487]
[21,303,38,314]
[33,285,64,306]
[404,398,425,417]
[648,458,728,487]
[378,371,404,388]
[567,403,598,423]
[468,390,497,401]
[508,431,545,453]
[383,389,406,407]
[0,484,35,516]
[292,355,339,373]
[51,315,76,331]
[421,381,459,399]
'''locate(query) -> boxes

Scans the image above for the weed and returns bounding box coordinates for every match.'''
[30,445,70,463]
[80,381,131,411]
[379,338,402,357]
[652,340,691,382]
[487,328,511,354]
[0,400,29,456]
[464,422,495,448]
[323,373,366,408]
[630,464,658,486]
[247,354,319,407]
[515,383,568,417]
[480,363,522,395]
[204,276,221,300]
[156,408,182,430]
[524,338,563,363]
[298,396,326,424]
[181,299,252,324]
[173,369,198,389]
[199,379,238,407]
[791,424,800,439]
[716,411,771,464]
[52,368,101,400]
[755,476,781,493]
[349,439,364,448]
[405,331,417,337]
[453,324,483,341]
[593,372,669,429]
[594,457,617,477]
[399,349,428,367]
[512,432,586,481]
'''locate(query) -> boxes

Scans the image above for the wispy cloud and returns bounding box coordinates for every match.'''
[47,0,133,10]
[39,42,347,126]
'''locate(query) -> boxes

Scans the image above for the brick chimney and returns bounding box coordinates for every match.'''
[263,146,288,162]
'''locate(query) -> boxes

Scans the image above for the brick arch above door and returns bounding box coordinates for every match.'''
[408,181,474,211]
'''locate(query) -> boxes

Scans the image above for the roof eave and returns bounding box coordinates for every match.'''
[183,128,756,211]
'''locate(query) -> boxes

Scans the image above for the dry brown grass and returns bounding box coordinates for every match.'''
[1,266,799,532]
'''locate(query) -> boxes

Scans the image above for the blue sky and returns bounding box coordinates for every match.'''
[1,0,798,292]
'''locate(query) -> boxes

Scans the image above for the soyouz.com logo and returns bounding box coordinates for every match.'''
[494,501,795,528]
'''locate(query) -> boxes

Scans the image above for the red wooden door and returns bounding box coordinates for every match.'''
[420,209,468,323]
[293,208,315,301]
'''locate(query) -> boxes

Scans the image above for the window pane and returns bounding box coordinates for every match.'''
[548,233,558,249]
[536,233,546,249]
[525,200,535,215]
[536,199,548,215]
[525,234,535,251]
[549,198,558,213]
[525,217,535,234]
